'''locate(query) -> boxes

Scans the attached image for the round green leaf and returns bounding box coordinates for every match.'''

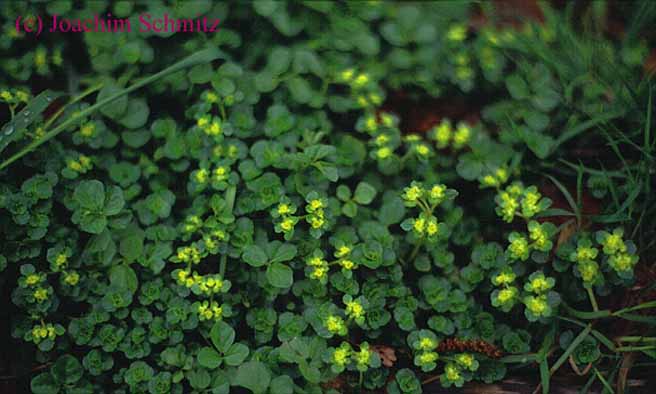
[266,262,293,288]
[234,361,271,394]
[197,347,222,369]
[52,354,83,385]
[242,245,268,267]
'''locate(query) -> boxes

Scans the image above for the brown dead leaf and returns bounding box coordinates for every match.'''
[372,345,397,367]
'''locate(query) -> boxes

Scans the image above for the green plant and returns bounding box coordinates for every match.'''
[1,1,655,394]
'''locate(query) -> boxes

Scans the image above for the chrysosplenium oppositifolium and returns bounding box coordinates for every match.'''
[0,1,652,393]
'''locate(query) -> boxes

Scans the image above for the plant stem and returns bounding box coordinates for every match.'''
[42,83,104,132]
[616,345,656,352]
[613,300,656,316]
[616,336,656,343]
[407,243,422,262]
[550,324,592,375]
[586,287,599,312]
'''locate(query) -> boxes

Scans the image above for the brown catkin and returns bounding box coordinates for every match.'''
[437,338,503,359]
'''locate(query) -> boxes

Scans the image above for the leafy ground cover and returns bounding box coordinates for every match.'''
[1,1,655,394]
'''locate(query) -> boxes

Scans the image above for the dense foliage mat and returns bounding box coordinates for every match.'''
[1,1,655,394]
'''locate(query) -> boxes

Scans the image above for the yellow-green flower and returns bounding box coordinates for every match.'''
[195,169,209,184]
[310,266,328,280]
[345,300,365,319]
[374,134,390,146]
[339,259,355,270]
[353,73,369,88]
[418,337,437,351]
[419,352,438,364]
[67,159,81,172]
[364,115,377,133]
[205,91,219,103]
[308,215,325,229]
[80,122,96,137]
[308,199,324,212]
[197,115,210,129]
[507,233,530,261]
[456,353,475,369]
[198,301,223,321]
[415,144,431,157]
[609,253,637,273]
[453,123,471,149]
[25,273,41,286]
[447,24,467,42]
[496,286,518,304]
[528,223,548,249]
[325,315,347,335]
[497,191,519,222]
[525,272,554,294]
[175,245,202,264]
[521,187,543,218]
[576,245,598,262]
[444,363,462,381]
[280,217,296,232]
[333,343,351,367]
[354,343,372,369]
[433,120,452,148]
[524,295,549,317]
[412,216,426,234]
[213,166,228,182]
[598,229,627,255]
[335,245,351,258]
[578,260,600,284]
[34,288,48,302]
[35,48,47,68]
[206,120,222,136]
[277,203,291,215]
[64,271,80,286]
[0,90,13,101]
[376,146,392,159]
[492,269,516,286]
[402,183,424,204]
[340,68,355,82]
[426,217,440,237]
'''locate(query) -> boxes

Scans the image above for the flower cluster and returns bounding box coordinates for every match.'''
[522,272,558,321]
[568,229,640,288]
[327,342,380,373]
[409,330,440,372]
[63,154,93,178]
[25,322,64,350]
[491,267,519,312]
[195,300,225,321]
[174,270,229,297]
[190,163,234,192]
[428,119,473,150]
[479,166,510,189]
[196,114,223,139]
[303,191,330,238]
[400,182,457,245]
[339,69,384,110]
[324,314,348,337]
[305,250,330,283]
[506,221,556,262]
[172,245,203,265]
[495,183,551,223]
[343,294,367,326]
[597,228,639,278]
[272,198,299,240]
